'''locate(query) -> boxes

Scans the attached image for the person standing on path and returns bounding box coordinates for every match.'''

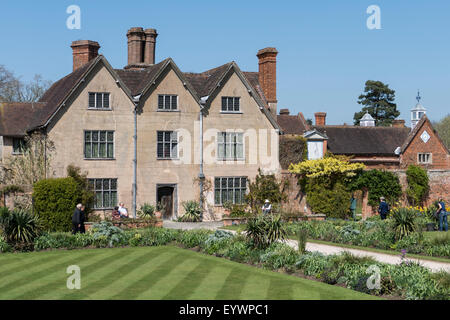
[437,198,448,232]
[350,194,357,221]
[72,203,82,234]
[378,197,389,220]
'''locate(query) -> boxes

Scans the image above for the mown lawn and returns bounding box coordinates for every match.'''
[0,246,379,300]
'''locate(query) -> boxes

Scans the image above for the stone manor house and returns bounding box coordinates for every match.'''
[0,27,281,220]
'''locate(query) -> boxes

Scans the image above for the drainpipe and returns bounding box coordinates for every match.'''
[198,101,206,219]
[132,101,138,219]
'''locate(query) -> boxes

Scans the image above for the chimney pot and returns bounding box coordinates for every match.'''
[71,40,100,71]
[144,28,158,65]
[392,119,406,128]
[314,112,327,126]
[257,47,278,117]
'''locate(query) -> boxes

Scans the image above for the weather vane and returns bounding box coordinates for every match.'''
[416,90,421,103]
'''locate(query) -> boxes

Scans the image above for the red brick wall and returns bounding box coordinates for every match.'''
[400,121,450,170]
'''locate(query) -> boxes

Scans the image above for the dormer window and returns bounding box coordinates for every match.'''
[221,97,240,112]
[158,95,178,111]
[88,92,110,110]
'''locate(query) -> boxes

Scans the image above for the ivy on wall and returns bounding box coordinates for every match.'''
[279,136,307,170]
[405,165,429,206]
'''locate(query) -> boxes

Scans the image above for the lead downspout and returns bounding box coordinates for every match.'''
[198,105,205,219]
[133,103,138,219]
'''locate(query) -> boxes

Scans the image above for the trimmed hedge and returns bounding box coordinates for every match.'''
[33,177,81,232]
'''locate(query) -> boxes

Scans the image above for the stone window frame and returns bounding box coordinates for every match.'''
[157,94,178,111]
[214,176,247,206]
[157,130,178,159]
[417,152,432,164]
[12,137,26,155]
[216,132,245,161]
[88,92,111,110]
[88,178,118,209]
[221,96,241,113]
[84,130,115,160]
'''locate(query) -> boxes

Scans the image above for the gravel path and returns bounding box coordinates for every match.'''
[163,221,450,272]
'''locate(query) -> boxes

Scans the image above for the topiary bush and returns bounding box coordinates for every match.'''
[33,177,81,232]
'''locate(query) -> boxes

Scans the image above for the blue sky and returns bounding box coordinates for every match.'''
[0,0,449,124]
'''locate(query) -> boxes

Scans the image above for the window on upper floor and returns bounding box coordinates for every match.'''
[217,132,244,160]
[157,131,178,159]
[84,130,114,159]
[214,177,247,205]
[88,92,110,110]
[88,178,117,209]
[158,95,178,111]
[221,97,240,112]
[418,153,432,164]
[307,141,324,160]
[12,138,26,154]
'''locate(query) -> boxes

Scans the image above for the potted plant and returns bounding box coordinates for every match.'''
[155,202,165,219]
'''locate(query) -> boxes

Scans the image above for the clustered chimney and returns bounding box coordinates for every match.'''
[125,27,158,69]
[257,47,278,117]
[392,119,406,128]
[314,112,326,126]
[71,40,100,71]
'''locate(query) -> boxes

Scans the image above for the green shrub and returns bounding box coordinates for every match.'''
[202,230,234,255]
[33,177,81,232]
[296,224,308,254]
[305,182,351,218]
[229,204,248,218]
[177,229,212,248]
[391,208,417,240]
[137,203,155,218]
[246,168,287,213]
[0,208,41,250]
[406,165,429,206]
[179,201,202,222]
[90,221,128,248]
[245,214,287,249]
[260,242,299,271]
[0,235,11,253]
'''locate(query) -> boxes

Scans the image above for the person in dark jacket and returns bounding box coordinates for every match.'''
[79,205,86,234]
[72,203,83,234]
[378,197,389,220]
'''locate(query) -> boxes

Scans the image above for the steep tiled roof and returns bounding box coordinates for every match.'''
[0,57,269,136]
[0,102,48,136]
[314,125,410,156]
[277,113,310,135]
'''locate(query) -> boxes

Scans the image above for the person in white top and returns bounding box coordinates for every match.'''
[118,202,128,218]
[262,199,272,215]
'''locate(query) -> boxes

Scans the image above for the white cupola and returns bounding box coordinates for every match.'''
[360,112,375,127]
[411,90,426,129]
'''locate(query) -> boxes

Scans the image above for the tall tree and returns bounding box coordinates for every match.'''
[0,65,52,103]
[433,114,450,149]
[353,80,400,126]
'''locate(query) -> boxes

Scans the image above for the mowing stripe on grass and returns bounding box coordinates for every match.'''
[239,273,271,300]
[11,249,113,300]
[0,253,63,280]
[91,247,170,299]
[0,252,87,296]
[136,257,200,299]
[161,256,214,300]
[112,250,192,300]
[265,277,293,300]
[58,249,134,300]
[188,265,232,300]
[214,267,250,300]
[71,248,164,300]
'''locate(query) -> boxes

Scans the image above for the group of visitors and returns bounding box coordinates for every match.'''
[71,202,129,234]
[376,196,447,231]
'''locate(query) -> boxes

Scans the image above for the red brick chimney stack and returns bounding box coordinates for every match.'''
[126,27,145,66]
[144,28,158,65]
[314,112,326,126]
[71,40,100,71]
[392,119,406,128]
[257,47,278,117]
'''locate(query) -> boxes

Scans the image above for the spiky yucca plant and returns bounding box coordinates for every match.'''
[391,208,416,240]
